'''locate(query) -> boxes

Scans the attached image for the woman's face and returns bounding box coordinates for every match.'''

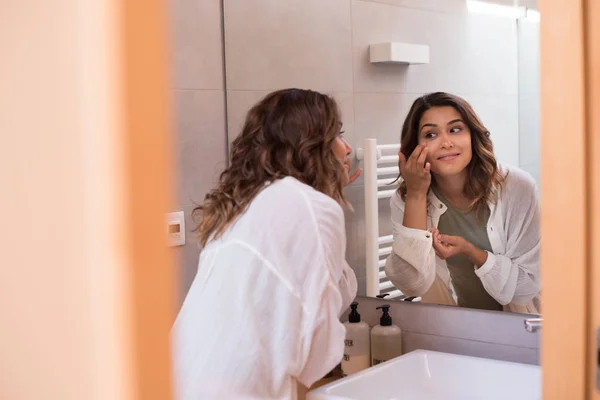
[332,132,352,184]
[417,106,472,177]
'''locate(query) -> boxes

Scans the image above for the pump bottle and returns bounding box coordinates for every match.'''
[370,304,402,365]
[341,302,371,376]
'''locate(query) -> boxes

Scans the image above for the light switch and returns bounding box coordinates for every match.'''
[166,211,185,247]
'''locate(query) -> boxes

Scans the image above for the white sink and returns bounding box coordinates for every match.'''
[307,350,541,400]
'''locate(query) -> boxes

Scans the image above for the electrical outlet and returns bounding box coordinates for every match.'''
[166,211,185,247]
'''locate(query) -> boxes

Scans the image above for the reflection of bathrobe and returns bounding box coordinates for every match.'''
[173,177,357,400]
[385,164,540,314]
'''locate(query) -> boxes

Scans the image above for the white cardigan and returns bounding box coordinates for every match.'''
[384,164,541,313]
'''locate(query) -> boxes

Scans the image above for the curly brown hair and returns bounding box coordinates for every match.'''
[398,92,506,217]
[193,88,347,248]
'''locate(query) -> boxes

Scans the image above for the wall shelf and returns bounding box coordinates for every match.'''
[369,42,430,65]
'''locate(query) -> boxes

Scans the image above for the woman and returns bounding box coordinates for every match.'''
[385,92,540,313]
[172,88,360,399]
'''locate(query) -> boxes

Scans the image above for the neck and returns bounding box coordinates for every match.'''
[434,170,469,203]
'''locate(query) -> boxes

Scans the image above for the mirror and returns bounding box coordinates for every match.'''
[170,0,541,316]
[216,0,540,314]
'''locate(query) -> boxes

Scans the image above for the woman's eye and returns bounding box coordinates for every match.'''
[450,126,462,134]
[339,130,345,136]
[424,132,437,139]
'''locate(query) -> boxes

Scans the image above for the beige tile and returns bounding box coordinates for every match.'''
[344,185,364,278]
[459,93,520,167]
[223,0,353,91]
[356,276,367,297]
[427,13,518,95]
[170,0,223,89]
[351,0,412,93]
[173,89,228,206]
[351,1,518,95]
[517,19,540,96]
[407,12,518,95]
[518,94,540,166]
[352,92,422,148]
[344,182,393,280]
[225,90,270,146]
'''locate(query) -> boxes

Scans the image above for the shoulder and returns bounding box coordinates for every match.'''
[255,177,344,229]
[251,177,347,282]
[498,163,539,203]
[499,164,537,192]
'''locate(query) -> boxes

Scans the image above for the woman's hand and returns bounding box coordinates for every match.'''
[347,168,362,185]
[432,229,488,268]
[399,145,431,199]
[432,229,467,259]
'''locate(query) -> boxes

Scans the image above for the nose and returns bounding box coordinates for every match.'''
[439,131,454,149]
[343,137,352,155]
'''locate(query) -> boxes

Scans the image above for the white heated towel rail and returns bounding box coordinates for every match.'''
[356,138,403,299]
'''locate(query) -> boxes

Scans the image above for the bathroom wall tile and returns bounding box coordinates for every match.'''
[518,93,540,166]
[173,89,228,206]
[351,193,366,279]
[402,331,539,365]
[223,0,353,91]
[516,19,540,187]
[459,93,520,167]
[351,92,422,149]
[171,203,202,308]
[356,0,466,14]
[517,19,540,96]
[347,296,539,348]
[225,90,270,146]
[346,190,394,290]
[169,0,224,89]
[344,184,364,278]
[351,1,518,95]
[351,0,412,93]
[404,12,518,95]
[378,197,393,236]
[356,276,367,297]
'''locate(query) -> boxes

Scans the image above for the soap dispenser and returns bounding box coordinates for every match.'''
[341,302,371,376]
[370,304,402,366]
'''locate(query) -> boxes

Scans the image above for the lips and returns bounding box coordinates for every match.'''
[344,159,351,171]
[437,153,460,161]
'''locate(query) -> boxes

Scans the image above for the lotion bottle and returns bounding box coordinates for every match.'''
[370,304,402,366]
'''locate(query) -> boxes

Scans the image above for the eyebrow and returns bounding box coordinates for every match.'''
[419,119,464,133]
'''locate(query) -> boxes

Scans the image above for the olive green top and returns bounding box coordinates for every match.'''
[431,186,502,311]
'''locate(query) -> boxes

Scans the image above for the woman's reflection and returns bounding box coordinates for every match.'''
[385,92,540,313]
